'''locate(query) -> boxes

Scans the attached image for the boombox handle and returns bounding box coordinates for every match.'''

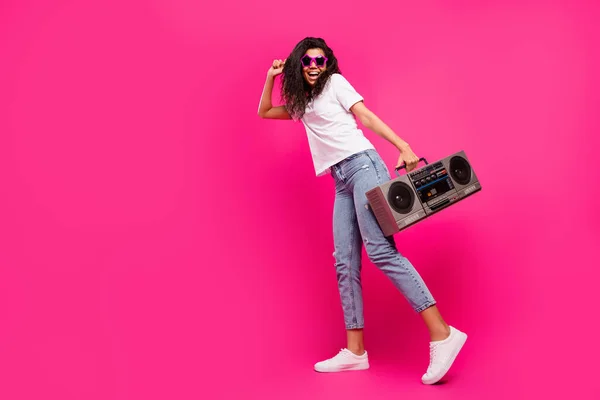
[395,157,428,176]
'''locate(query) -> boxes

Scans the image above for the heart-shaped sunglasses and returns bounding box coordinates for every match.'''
[301,55,328,67]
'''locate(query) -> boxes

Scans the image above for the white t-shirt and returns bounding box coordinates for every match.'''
[300,73,375,176]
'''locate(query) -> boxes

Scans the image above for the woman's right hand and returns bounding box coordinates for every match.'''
[268,59,285,77]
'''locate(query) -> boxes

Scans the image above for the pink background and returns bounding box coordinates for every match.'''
[1,1,599,399]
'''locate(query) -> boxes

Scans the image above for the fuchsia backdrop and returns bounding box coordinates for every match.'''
[1,1,598,399]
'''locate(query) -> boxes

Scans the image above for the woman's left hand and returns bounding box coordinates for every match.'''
[396,145,420,172]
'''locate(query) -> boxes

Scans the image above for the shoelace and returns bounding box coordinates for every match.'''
[321,349,349,365]
[427,343,439,371]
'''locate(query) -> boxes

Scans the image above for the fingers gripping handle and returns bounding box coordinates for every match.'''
[395,157,428,176]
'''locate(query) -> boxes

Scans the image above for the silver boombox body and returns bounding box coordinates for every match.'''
[366,150,482,236]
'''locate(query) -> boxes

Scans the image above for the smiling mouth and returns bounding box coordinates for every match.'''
[307,71,320,79]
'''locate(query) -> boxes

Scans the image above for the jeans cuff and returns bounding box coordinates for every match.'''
[414,300,437,313]
[345,324,364,330]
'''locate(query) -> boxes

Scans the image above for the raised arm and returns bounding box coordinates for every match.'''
[257,59,292,120]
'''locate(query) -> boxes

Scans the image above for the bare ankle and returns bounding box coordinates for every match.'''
[347,346,365,356]
[346,329,365,355]
[430,324,451,341]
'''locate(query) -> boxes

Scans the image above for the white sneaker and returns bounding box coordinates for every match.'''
[422,326,467,384]
[314,348,370,373]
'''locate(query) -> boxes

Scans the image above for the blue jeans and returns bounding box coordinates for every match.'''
[330,149,436,329]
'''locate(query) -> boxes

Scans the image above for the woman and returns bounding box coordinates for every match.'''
[257,37,467,384]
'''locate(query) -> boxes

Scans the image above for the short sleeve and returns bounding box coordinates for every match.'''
[331,73,364,112]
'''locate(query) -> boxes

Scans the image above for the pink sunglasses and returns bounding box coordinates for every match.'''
[301,54,328,67]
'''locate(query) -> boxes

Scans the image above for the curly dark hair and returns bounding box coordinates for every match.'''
[280,37,341,120]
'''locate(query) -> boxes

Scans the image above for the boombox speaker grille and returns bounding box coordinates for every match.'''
[449,156,472,185]
[387,182,414,214]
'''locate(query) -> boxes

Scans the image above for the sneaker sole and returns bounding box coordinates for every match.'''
[314,361,370,373]
[422,332,468,385]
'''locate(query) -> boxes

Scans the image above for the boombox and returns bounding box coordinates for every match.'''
[365,150,481,236]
